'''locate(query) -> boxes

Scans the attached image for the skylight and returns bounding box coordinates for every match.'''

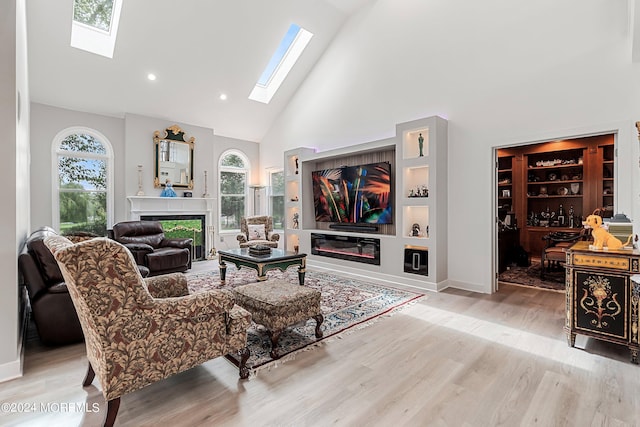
[249,24,313,104]
[70,0,123,58]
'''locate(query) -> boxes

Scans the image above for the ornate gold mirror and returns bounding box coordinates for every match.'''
[153,125,194,189]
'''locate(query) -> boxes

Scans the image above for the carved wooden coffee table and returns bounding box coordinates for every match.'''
[218,248,307,285]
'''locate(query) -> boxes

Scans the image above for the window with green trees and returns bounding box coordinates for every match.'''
[269,170,284,229]
[56,132,110,236]
[219,151,249,231]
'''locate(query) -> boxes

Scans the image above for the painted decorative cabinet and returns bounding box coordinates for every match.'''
[565,241,640,363]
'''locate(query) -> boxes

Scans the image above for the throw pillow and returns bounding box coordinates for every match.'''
[248,224,266,241]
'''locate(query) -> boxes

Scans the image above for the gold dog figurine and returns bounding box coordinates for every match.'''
[583,214,633,250]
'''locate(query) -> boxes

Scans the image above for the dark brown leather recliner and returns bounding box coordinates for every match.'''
[18,226,84,345]
[111,221,192,276]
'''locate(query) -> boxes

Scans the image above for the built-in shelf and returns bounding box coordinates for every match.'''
[283,148,314,251]
[283,116,447,292]
[402,129,429,160]
[397,116,447,287]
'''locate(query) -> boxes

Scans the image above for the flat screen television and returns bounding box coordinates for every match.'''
[312,161,392,224]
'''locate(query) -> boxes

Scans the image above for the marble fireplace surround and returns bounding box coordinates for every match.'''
[127,196,216,256]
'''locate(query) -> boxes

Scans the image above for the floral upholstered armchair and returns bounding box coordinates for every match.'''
[236,215,280,248]
[44,235,251,427]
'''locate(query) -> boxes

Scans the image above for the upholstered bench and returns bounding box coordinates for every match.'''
[233,280,323,359]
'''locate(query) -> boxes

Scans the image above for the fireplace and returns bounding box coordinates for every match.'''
[311,233,380,265]
[141,215,206,260]
[127,196,216,261]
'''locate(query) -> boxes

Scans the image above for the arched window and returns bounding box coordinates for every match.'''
[219,150,250,231]
[52,127,114,235]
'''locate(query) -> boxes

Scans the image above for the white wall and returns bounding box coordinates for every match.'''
[261,0,640,293]
[0,0,30,382]
[29,105,260,255]
[30,103,125,228]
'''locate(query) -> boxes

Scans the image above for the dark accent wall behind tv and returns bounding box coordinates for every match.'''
[310,148,395,236]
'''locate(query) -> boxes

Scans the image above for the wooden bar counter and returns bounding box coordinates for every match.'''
[565,241,640,363]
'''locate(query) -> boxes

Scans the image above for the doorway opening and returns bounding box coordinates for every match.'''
[494,133,615,291]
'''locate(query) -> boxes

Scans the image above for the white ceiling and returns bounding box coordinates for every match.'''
[26,0,371,142]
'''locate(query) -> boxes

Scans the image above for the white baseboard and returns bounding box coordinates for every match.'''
[446,279,491,294]
[307,259,442,292]
[0,357,23,383]
[307,260,486,295]
[1,302,30,383]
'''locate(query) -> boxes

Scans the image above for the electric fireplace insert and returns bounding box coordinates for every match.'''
[311,233,380,265]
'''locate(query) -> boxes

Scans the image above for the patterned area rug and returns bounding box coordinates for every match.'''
[498,260,565,291]
[187,267,425,374]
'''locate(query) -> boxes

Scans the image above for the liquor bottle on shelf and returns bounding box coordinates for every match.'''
[568,205,575,228]
[558,204,565,227]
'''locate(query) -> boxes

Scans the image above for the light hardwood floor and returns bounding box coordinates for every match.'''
[1,268,639,426]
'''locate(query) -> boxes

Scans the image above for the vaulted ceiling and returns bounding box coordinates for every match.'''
[26,0,371,142]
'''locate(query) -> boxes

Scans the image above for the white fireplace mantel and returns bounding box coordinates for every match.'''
[127,196,216,220]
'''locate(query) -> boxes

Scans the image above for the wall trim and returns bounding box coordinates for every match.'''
[446,279,491,294]
[0,357,22,383]
[308,258,441,293]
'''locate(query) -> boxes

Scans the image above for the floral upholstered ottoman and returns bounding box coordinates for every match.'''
[233,280,323,359]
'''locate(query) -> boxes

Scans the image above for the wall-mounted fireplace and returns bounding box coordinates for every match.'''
[141,215,205,260]
[311,233,380,265]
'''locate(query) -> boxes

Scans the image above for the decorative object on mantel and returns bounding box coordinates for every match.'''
[202,170,210,198]
[136,164,145,196]
[160,179,177,197]
[183,192,192,198]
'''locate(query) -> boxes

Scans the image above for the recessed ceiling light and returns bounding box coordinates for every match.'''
[219,93,228,101]
[147,73,157,81]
